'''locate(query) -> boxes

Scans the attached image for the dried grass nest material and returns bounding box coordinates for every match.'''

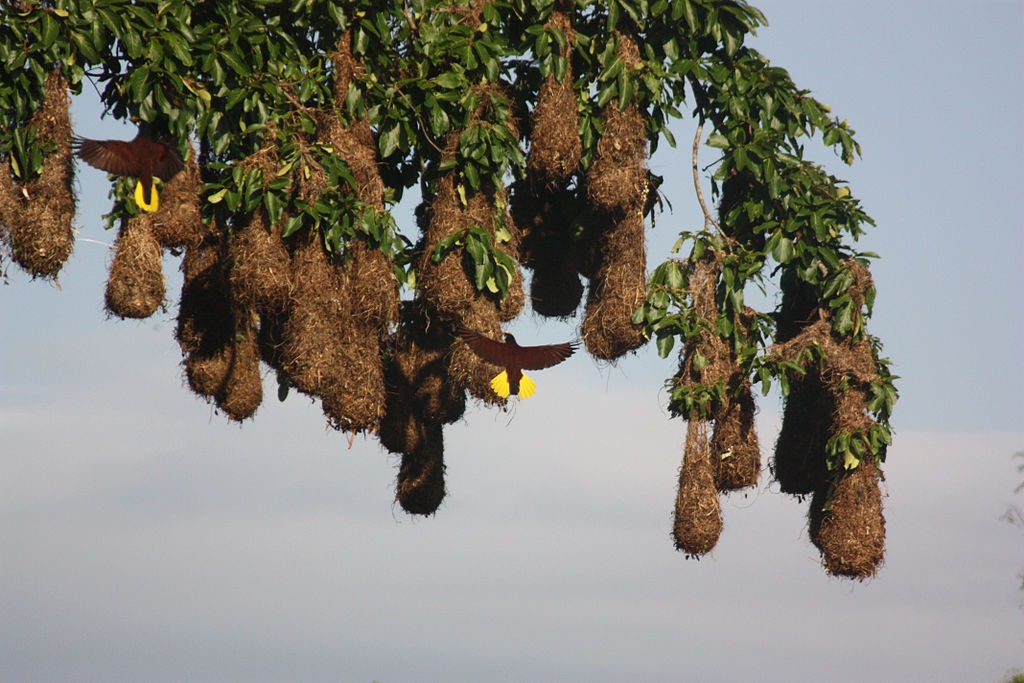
[0,70,75,278]
[673,419,723,557]
[526,11,581,191]
[148,147,205,249]
[809,460,886,578]
[581,209,648,360]
[105,217,165,319]
[227,211,292,315]
[278,235,388,432]
[395,421,446,516]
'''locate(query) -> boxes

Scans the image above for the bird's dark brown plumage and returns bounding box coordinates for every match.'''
[73,131,183,207]
[458,327,578,398]
[459,329,577,370]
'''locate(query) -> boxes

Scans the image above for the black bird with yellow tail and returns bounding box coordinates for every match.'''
[458,327,578,399]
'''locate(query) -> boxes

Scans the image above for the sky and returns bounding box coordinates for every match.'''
[2,2,1023,682]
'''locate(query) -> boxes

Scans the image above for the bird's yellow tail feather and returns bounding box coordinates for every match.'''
[489,371,537,399]
[134,180,159,213]
[490,370,511,398]
[518,373,536,399]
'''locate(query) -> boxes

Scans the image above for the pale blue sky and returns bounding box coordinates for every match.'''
[2,2,1022,682]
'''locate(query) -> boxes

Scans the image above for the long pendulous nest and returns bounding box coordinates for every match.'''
[417,120,524,403]
[214,309,264,421]
[517,13,584,319]
[809,460,885,578]
[148,146,205,249]
[580,207,647,359]
[772,263,882,494]
[395,420,447,515]
[513,181,583,318]
[105,217,165,319]
[673,418,723,557]
[0,70,75,278]
[177,231,235,401]
[380,301,466,453]
[580,36,649,359]
[277,235,388,432]
[711,375,761,491]
[228,210,292,316]
[526,11,581,192]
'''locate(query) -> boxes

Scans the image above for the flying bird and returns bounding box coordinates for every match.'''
[73,130,184,213]
[458,327,578,399]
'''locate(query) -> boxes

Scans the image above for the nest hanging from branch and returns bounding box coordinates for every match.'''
[105,217,165,319]
[227,210,292,316]
[673,418,723,556]
[580,34,649,359]
[809,460,885,578]
[177,231,236,401]
[0,70,75,278]
[148,145,205,249]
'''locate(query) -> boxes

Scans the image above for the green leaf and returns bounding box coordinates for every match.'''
[378,124,401,159]
[706,133,729,149]
[772,236,795,264]
[656,334,675,358]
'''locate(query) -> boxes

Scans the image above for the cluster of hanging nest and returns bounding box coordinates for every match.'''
[770,260,887,577]
[668,197,885,577]
[4,23,888,579]
[515,27,650,361]
[670,255,761,557]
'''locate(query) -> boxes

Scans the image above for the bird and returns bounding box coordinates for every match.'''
[458,327,578,399]
[73,130,184,212]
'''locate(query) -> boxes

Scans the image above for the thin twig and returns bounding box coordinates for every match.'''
[692,120,725,239]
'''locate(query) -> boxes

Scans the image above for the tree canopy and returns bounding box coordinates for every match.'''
[0,0,897,578]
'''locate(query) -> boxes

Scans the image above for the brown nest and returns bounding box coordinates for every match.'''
[395,420,447,516]
[0,70,75,278]
[809,460,886,578]
[279,235,387,432]
[581,209,648,360]
[526,11,581,191]
[105,217,165,319]
[213,310,264,421]
[711,376,761,491]
[380,302,465,445]
[673,418,723,557]
[227,210,292,315]
[772,372,834,495]
[417,140,523,402]
[321,32,386,209]
[177,233,235,400]
[770,311,882,495]
[511,180,583,318]
[583,35,647,217]
[346,239,400,327]
[148,145,205,248]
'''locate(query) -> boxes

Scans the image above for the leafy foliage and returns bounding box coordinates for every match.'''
[1,0,897,564]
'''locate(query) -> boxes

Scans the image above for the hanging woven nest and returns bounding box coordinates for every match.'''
[809,460,886,578]
[395,420,446,516]
[148,145,205,249]
[673,418,723,557]
[227,210,292,315]
[104,217,165,319]
[0,70,75,278]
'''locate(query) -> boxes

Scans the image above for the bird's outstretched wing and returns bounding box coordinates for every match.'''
[458,328,578,370]
[73,135,184,180]
[73,137,142,177]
